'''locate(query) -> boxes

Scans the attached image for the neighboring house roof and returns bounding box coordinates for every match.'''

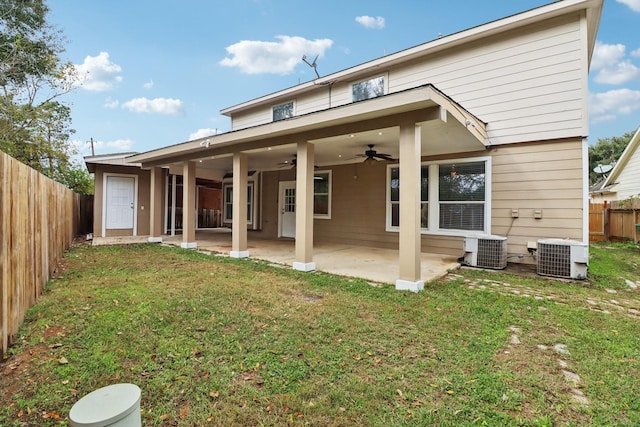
[598,126,640,191]
[589,179,615,194]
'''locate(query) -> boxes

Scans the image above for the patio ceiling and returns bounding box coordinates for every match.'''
[188,118,483,175]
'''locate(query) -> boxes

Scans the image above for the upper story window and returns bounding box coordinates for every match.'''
[273,101,294,121]
[352,76,385,102]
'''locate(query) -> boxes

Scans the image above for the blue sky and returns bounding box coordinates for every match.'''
[46,0,640,158]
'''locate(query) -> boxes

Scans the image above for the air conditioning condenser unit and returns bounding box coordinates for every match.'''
[536,239,588,280]
[463,235,507,269]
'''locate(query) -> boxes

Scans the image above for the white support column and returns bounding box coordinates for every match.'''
[148,167,163,243]
[293,142,316,272]
[181,161,197,249]
[396,123,424,292]
[231,152,249,258]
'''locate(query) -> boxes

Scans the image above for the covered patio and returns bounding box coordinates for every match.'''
[93,230,461,285]
[124,85,485,292]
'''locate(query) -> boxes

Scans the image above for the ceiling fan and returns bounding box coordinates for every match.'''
[277,155,318,169]
[357,144,396,163]
[277,155,297,168]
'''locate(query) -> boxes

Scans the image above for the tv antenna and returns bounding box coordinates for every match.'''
[302,54,320,78]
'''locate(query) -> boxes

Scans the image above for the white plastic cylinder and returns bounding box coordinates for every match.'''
[69,383,141,427]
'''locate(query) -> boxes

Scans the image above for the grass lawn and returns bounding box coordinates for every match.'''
[1,242,639,426]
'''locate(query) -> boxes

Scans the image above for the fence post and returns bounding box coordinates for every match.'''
[604,200,610,241]
[634,208,638,244]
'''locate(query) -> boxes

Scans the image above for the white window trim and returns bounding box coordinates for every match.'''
[101,173,138,238]
[385,156,492,236]
[314,170,332,219]
[272,100,295,122]
[351,73,389,102]
[222,181,255,226]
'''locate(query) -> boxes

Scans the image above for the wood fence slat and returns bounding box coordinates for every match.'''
[590,201,640,243]
[1,152,7,354]
[0,152,81,357]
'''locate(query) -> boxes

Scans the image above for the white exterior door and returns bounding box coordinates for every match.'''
[105,176,135,230]
[279,181,296,238]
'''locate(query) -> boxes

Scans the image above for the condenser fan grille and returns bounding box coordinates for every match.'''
[537,242,571,278]
[476,238,508,269]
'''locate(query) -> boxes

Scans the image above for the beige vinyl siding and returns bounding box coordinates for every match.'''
[230,15,584,141]
[389,15,584,144]
[416,140,584,257]
[616,149,640,200]
[490,139,584,257]
[231,87,339,131]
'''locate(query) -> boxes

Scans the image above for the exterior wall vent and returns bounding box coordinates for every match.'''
[536,239,588,279]
[463,235,508,269]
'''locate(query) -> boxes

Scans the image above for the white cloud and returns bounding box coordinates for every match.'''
[589,89,640,123]
[632,48,640,57]
[591,42,626,71]
[355,15,385,29]
[220,35,333,75]
[617,0,640,12]
[74,52,123,91]
[143,80,154,89]
[121,97,183,115]
[103,97,119,108]
[188,128,218,141]
[591,41,640,84]
[102,139,134,151]
[593,60,640,84]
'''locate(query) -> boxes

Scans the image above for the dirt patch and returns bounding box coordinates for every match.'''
[0,343,51,400]
[43,325,65,340]
[280,287,323,303]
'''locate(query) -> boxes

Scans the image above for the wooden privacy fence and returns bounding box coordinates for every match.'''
[589,200,640,243]
[1,152,81,357]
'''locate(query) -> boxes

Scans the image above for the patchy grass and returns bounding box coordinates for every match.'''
[1,242,639,426]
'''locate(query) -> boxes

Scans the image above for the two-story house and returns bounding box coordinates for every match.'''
[85,0,603,291]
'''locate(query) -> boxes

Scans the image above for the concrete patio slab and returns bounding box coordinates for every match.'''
[93,229,460,286]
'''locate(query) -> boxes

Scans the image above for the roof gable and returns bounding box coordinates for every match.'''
[603,126,640,187]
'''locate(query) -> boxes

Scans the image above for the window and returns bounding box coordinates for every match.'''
[387,159,488,234]
[313,171,331,218]
[389,166,429,228]
[223,183,254,224]
[273,101,294,121]
[352,76,385,102]
[438,162,485,231]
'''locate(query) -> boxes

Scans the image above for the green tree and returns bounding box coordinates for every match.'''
[588,131,634,185]
[0,0,91,193]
